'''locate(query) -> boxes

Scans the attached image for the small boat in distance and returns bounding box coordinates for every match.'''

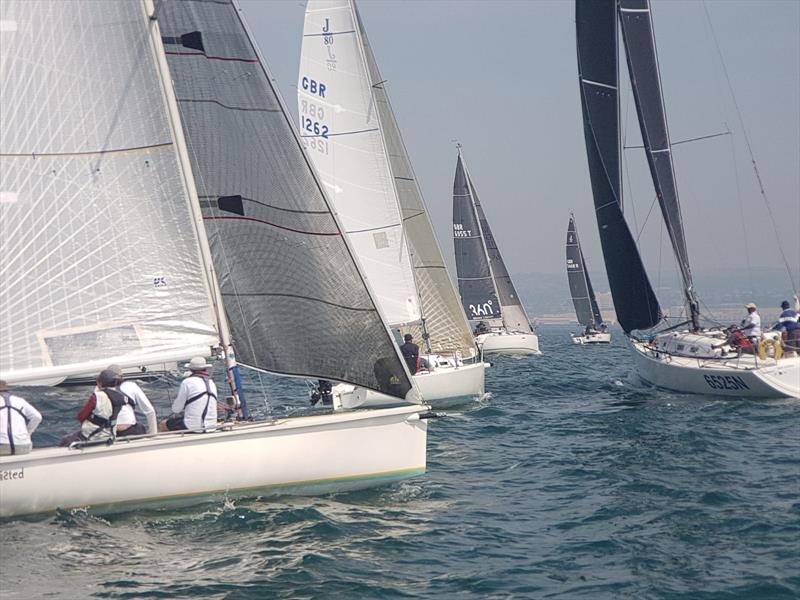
[452,147,540,356]
[566,214,611,345]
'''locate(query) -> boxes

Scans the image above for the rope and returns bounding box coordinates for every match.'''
[702,0,798,292]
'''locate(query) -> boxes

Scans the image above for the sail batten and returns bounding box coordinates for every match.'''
[576,0,661,333]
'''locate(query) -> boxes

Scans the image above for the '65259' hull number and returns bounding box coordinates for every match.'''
[704,374,750,391]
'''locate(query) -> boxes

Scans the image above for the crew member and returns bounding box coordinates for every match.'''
[160,357,217,432]
[0,380,42,456]
[60,369,130,446]
[399,333,420,375]
[773,300,800,356]
[740,302,762,352]
[107,365,157,437]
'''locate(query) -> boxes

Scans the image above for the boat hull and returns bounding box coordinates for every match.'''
[0,405,427,518]
[336,362,486,409]
[476,332,540,355]
[630,339,800,399]
[571,332,611,345]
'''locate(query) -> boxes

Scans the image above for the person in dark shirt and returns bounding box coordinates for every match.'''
[399,333,420,375]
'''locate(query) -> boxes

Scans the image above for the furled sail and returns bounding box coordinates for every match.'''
[297,0,419,327]
[158,0,413,398]
[576,0,661,333]
[566,216,603,328]
[466,165,534,334]
[351,1,476,357]
[453,155,501,323]
[618,0,699,327]
[0,0,220,384]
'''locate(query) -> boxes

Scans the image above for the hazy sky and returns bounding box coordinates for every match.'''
[239,0,799,297]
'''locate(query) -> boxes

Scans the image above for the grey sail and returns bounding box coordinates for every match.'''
[353,3,476,357]
[566,216,603,328]
[0,0,220,383]
[618,0,699,327]
[453,155,501,322]
[467,168,533,334]
[158,0,412,398]
[576,0,661,333]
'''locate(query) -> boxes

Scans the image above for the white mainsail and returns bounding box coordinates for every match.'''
[298,0,420,326]
[0,0,219,384]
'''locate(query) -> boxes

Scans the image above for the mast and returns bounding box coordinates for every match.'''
[618,0,700,330]
[144,0,244,412]
[576,0,661,334]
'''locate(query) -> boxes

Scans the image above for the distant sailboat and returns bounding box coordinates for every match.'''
[298,0,485,404]
[576,0,798,398]
[452,148,540,355]
[0,0,430,518]
[566,215,610,344]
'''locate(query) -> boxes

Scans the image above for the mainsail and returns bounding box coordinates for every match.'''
[0,0,220,383]
[453,155,501,322]
[576,0,661,333]
[618,0,699,328]
[158,0,413,398]
[566,216,603,328]
[466,162,533,334]
[297,0,419,326]
[300,0,476,357]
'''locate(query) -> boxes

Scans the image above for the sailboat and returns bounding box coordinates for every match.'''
[452,148,540,355]
[0,0,432,518]
[566,215,611,344]
[298,0,485,405]
[576,0,799,398]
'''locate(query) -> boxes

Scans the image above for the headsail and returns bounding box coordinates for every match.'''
[618,0,699,328]
[453,154,501,323]
[158,0,414,399]
[465,162,534,334]
[297,0,420,327]
[576,0,661,333]
[0,0,220,384]
[347,0,476,357]
[566,216,603,328]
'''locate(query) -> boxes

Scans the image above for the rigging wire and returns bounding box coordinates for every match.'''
[701,0,798,293]
[727,123,755,297]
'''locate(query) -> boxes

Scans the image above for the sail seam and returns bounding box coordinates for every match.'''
[0,142,173,158]
[177,98,281,113]
[220,292,375,312]
[203,215,340,236]
[164,50,258,63]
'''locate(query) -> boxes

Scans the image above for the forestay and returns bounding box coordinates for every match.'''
[0,0,219,384]
[158,0,413,398]
[566,216,603,328]
[352,2,476,357]
[298,0,419,327]
[453,155,501,322]
[576,0,661,333]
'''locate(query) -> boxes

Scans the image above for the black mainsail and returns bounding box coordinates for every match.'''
[576,0,661,333]
[566,216,604,329]
[619,0,699,329]
[453,154,502,322]
[158,0,411,398]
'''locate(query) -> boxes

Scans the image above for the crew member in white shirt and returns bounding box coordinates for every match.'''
[0,380,42,456]
[740,302,762,350]
[107,365,157,436]
[159,357,217,432]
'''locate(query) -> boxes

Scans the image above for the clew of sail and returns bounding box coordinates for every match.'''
[566,216,604,328]
[576,0,661,334]
[297,0,420,327]
[154,0,417,400]
[350,1,476,357]
[0,0,220,384]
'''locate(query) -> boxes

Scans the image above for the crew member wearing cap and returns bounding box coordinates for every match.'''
[107,364,157,437]
[60,369,131,446]
[773,300,800,356]
[159,356,217,432]
[0,380,42,456]
[740,302,762,351]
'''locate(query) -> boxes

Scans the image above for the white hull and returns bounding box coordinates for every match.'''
[630,339,800,399]
[0,405,428,518]
[476,331,540,355]
[571,332,611,345]
[336,362,485,409]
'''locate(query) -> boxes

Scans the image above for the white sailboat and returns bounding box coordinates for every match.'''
[298,0,485,406]
[452,148,540,356]
[576,0,799,398]
[0,0,431,518]
[566,215,611,345]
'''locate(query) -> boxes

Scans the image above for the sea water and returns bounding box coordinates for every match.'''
[1,325,798,599]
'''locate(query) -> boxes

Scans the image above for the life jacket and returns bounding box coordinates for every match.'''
[0,391,29,455]
[82,388,133,440]
[184,375,217,428]
[732,330,753,350]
